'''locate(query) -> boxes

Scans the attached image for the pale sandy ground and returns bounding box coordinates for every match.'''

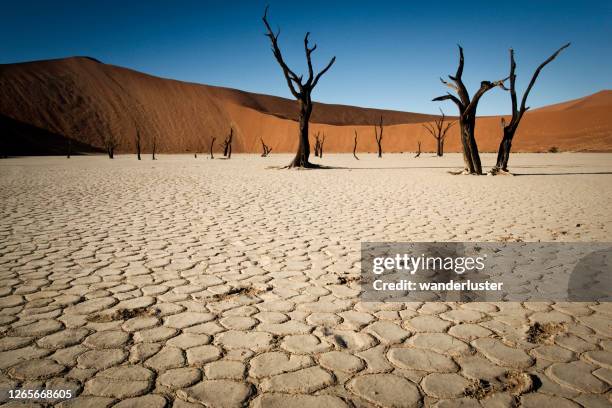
[0,153,611,408]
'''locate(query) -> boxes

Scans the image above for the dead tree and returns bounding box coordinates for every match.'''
[66,139,71,159]
[222,127,233,158]
[374,116,383,158]
[422,108,455,157]
[210,137,216,159]
[222,138,229,157]
[104,134,119,159]
[353,130,359,160]
[263,6,336,168]
[135,129,141,160]
[261,138,272,157]
[313,132,321,157]
[151,134,157,160]
[319,133,326,158]
[415,141,422,158]
[433,45,508,174]
[491,43,570,174]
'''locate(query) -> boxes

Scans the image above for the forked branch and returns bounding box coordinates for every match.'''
[263,5,335,94]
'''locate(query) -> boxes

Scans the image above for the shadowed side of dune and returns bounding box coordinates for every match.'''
[0,114,102,156]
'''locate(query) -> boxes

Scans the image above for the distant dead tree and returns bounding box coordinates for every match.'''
[353,130,359,160]
[422,109,455,157]
[135,129,141,160]
[415,141,422,158]
[313,132,326,158]
[491,43,570,174]
[151,134,157,160]
[210,137,216,159]
[104,134,119,159]
[374,116,383,158]
[222,127,233,158]
[263,6,336,168]
[313,132,321,157]
[261,138,272,157]
[433,45,508,174]
[66,139,71,159]
[319,133,326,158]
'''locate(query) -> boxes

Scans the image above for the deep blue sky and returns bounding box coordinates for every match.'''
[2,1,610,115]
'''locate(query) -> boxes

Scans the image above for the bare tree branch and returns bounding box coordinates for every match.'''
[465,76,509,114]
[304,32,316,84]
[312,56,336,88]
[518,42,570,119]
[448,45,470,104]
[263,6,302,98]
[432,93,462,107]
[440,77,459,92]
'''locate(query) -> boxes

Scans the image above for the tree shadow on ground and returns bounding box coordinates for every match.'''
[514,171,612,176]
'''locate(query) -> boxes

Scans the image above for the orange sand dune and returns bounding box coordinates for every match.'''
[1,57,610,155]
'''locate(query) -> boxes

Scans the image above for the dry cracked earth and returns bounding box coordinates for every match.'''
[0,153,611,408]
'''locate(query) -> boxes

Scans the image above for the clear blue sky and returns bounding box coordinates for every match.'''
[1,0,610,115]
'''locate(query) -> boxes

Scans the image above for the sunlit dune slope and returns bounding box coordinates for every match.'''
[1,57,610,155]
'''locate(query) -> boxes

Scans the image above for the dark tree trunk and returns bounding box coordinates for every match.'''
[152,137,156,160]
[261,138,272,157]
[415,141,422,158]
[319,134,324,158]
[375,116,383,158]
[136,130,141,160]
[459,116,481,174]
[227,129,232,159]
[210,137,216,159]
[353,131,359,160]
[223,128,233,159]
[437,138,443,156]
[494,127,513,171]
[288,102,313,168]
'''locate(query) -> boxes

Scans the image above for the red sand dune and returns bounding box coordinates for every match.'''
[1,57,611,155]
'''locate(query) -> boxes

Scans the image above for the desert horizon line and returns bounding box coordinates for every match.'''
[3,54,608,118]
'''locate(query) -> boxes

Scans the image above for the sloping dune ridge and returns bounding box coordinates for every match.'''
[1,57,611,155]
